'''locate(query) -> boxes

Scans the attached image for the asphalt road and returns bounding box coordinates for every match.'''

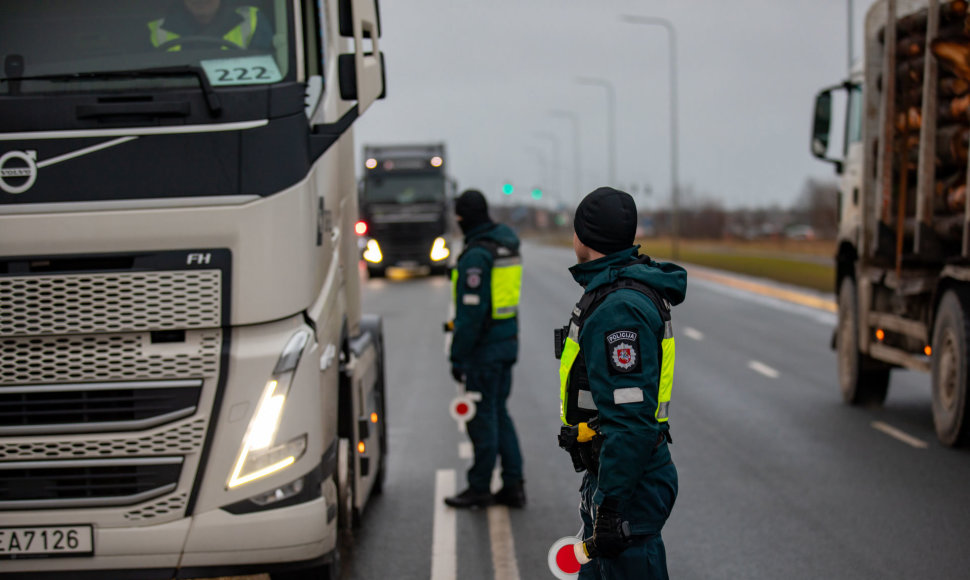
[343,241,970,580]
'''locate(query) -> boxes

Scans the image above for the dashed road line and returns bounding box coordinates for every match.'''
[431,469,457,580]
[488,504,520,580]
[487,469,520,580]
[683,326,704,341]
[748,360,780,379]
[871,421,929,449]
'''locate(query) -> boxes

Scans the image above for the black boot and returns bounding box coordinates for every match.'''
[444,488,495,509]
[493,480,526,508]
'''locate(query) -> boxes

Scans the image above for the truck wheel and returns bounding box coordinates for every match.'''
[359,315,388,497]
[336,438,359,533]
[837,277,890,405]
[371,360,387,496]
[931,289,970,447]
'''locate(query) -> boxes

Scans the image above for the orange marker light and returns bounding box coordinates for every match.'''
[355,221,368,236]
[875,329,885,341]
[357,441,366,454]
[370,412,378,423]
[924,345,932,356]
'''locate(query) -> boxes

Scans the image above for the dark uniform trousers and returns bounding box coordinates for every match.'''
[578,457,678,579]
[464,360,523,492]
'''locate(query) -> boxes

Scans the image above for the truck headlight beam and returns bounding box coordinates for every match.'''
[227,329,312,489]
[363,239,383,263]
[430,237,450,262]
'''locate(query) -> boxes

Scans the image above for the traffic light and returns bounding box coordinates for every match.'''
[531,188,543,200]
[502,183,514,195]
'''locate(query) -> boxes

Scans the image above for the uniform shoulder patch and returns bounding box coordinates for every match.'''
[465,267,483,289]
[605,329,642,375]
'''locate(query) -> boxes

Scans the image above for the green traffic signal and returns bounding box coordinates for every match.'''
[531,188,542,200]
[502,183,514,195]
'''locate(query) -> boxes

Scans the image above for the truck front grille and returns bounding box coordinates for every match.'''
[0,251,229,518]
[0,270,221,336]
[0,417,207,461]
[0,380,203,435]
[0,330,221,386]
[373,222,443,243]
[0,458,183,509]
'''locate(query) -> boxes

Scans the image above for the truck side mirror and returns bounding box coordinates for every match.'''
[337,0,385,113]
[309,0,386,160]
[339,52,387,102]
[811,88,844,173]
[812,91,832,157]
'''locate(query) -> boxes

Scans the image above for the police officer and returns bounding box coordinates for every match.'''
[444,189,525,509]
[557,187,686,578]
[149,0,273,51]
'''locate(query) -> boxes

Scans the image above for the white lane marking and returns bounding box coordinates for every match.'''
[683,326,704,341]
[871,421,929,449]
[431,469,457,580]
[748,360,780,379]
[459,441,473,459]
[488,468,521,580]
[488,505,521,580]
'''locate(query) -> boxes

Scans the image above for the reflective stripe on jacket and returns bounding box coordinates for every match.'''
[558,277,675,426]
[450,242,522,321]
[148,6,260,50]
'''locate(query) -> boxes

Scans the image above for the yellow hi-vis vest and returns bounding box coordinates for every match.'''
[149,7,261,51]
[451,241,522,320]
[556,278,674,427]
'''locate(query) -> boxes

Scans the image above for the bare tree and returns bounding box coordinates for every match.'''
[794,177,839,238]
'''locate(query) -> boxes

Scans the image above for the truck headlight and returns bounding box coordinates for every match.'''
[430,237,450,262]
[228,329,312,489]
[363,239,383,263]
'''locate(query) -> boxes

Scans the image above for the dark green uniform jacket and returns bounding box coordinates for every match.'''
[569,246,686,534]
[450,222,520,367]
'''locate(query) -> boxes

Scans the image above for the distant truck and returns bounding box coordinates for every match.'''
[357,143,456,277]
[812,0,970,446]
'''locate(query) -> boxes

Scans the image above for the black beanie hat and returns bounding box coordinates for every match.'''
[574,186,638,255]
[455,189,491,232]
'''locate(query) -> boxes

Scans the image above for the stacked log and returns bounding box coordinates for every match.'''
[881,0,970,230]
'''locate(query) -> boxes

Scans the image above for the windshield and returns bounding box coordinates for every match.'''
[0,0,293,94]
[364,173,446,204]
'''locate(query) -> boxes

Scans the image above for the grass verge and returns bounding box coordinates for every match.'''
[532,234,836,294]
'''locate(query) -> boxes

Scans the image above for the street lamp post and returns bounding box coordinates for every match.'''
[621,14,680,259]
[524,145,548,201]
[576,77,617,186]
[534,131,562,206]
[549,109,582,207]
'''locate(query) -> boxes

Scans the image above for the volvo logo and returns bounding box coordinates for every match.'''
[0,150,38,194]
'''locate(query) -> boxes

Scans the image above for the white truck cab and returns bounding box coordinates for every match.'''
[0,1,388,577]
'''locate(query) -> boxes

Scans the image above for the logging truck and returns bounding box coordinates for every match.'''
[0,1,387,578]
[812,0,970,446]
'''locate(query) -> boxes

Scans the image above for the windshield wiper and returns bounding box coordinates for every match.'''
[1,65,222,116]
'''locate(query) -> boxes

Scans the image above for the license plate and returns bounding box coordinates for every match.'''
[0,526,93,558]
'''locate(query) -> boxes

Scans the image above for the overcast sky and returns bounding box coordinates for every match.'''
[354,0,880,210]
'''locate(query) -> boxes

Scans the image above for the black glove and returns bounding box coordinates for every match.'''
[583,499,632,559]
[451,365,464,383]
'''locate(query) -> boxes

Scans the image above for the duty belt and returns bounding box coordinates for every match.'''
[558,418,672,475]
